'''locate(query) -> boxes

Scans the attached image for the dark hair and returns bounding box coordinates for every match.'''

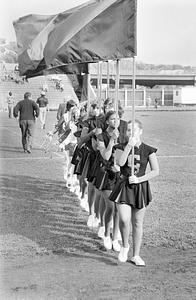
[104,98,113,106]
[24,92,31,99]
[103,98,114,113]
[128,119,143,129]
[80,105,87,114]
[9,91,12,96]
[66,100,76,111]
[91,103,98,110]
[105,110,116,122]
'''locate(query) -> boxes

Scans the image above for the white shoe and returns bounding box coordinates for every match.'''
[118,245,130,262]
[130,256,145,266]
[84,202,89,213]
[117,230,122,241]
[103,236,112,250]
[77,192,82,200]
[93,217,100,228]
[74,186,81,197]
[87,215,94,227]
[83,194,89,212]
[69,186,75,193]
[97,226,105,239]
[80,198,89,212]
[112,239,121,252]
[80,198,87,209]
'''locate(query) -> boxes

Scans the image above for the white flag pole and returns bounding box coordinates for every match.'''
[115,59,120,128]
[87,73,91,114]
[97,61,103,113]
[107,60,110,98]
[97,61,100,97]
[97,61,100,112]
[131,56,136,176]
[99,61,103,100]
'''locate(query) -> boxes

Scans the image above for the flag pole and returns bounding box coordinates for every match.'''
[97,61,102,113]
[131,56,136,176]
[115,59,120,127]
[107,60,110,98]
[87,72,91,114]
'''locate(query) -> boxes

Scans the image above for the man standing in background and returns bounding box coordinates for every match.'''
[57,98,67,121]
[6,91,15,118]
[36,91,49,129]
[13,92,39,153]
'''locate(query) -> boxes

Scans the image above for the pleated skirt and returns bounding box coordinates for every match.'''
[109,177,152,209]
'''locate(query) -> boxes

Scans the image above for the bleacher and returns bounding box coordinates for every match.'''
[0,73,78,111]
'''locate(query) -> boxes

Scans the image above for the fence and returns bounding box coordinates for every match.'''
[93,88,174,107]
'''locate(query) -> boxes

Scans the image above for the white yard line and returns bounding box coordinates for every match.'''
[158,155,196,158]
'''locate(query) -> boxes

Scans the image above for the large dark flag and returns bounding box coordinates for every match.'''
[13,0,137,77]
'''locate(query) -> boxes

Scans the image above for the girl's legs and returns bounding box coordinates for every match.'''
[112,204,120,240]
[97,192,106,238]
[88,182,96,215]
[117,203,131,262]
[118,204,131,248]
[78,176,89,212]
[102,191,121,251]
[102,190,114,238]
[131,206,146,257]
[117,204,146,264]
[68,144,78,190]
[63,150,69,184]
[92,188,101,228]
[79,176,87,199]
[87,182,96,227]
[111,203,121,251]
[99,193,106,227]
[68,161,77,192]
[94,188,101,219]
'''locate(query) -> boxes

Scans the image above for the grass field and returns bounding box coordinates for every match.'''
[0,110,196,299]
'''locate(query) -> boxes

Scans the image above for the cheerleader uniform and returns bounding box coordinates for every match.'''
[58,111,78,156]
[109,142,157,209]
[94,131,119,191]
[71,116,87,172]
[76,115,98,180]
[91,117,127,187]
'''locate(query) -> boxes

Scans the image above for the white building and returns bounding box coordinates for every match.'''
[173,87,196,105]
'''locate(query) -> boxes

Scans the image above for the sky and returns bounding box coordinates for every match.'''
[1,0,196,66]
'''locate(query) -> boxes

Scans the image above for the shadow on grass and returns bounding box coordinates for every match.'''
[0,174,117,266]
[0,145,44,153]
[0,146,25,153]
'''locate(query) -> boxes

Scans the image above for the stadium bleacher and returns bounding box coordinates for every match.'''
[0,72,78,111]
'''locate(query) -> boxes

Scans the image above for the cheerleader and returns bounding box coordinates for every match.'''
[58,100,79,187]
[97,110,122,251]
[85,99,119,229]
[70,105,90,210]
[109,119,159,265]
[96,102,127,239]
[79,103,100,227]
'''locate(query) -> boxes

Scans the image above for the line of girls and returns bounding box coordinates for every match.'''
[62,98,159,266]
